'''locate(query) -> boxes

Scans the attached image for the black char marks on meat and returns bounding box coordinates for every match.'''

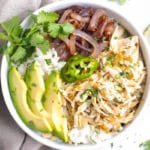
[52,6,116,61]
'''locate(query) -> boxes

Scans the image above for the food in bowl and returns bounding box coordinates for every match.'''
[0,5,146,145]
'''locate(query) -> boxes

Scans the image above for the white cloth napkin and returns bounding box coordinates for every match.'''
[0,0,58,150]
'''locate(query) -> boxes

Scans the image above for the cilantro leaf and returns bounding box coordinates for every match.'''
[10,47,27,63]
[0,32,9,40]
[5,45,14,55]
[29,14,37,26]
[61,22,75,35]
[119,0,127,5]
[1,16,22,37]
[0,16,22,46]
[23,24,40,39]
[0,44,7,54]
[48,22,74,39]
[144,24,150,36]
[139,140,150,150]
[30,32,50,54]
[37,11,59,24]
[48,23,60,38]
[109,0,127,5]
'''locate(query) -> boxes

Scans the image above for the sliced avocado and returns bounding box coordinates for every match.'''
[25,62,45,102]
[25,62,52,131]
[43,70,68,142]
[8,67,51,133]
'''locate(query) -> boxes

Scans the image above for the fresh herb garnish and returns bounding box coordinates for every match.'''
[109,0,127,5]
[105,54,115,67]
[115,71,130,79]
[110,142,114,148]
[113,97,123,103]
[0,44,7,54]
[28,120,35,129]
[31,83,37,87]
[80,88,99,101]
[0,10,66,64]
[115,74,121,79]
[37,11,59,24]
[1,16,22,42]
[0,16,23,57]
[114,36,118,40]
[119,0,127,5]
[48,22,75,39]
[120,71,130,78]
[30,32,50,54]
[45,59,52,65]
[144,24,150,36]
[139,140,150,150]
[10,47,27,63]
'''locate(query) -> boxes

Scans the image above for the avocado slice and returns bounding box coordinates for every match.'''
[8,67,51,132]
[25,63,52,131]
[43,70,68,142]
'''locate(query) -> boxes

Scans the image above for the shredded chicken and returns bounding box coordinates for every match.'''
[60,25,146,133]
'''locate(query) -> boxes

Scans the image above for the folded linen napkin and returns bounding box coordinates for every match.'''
[0,0,59,150]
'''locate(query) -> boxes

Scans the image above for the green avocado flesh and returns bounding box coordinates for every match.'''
[25,62,52,131]
[43,70,68,142]
[8,67,51,132]
[8,65,68,142]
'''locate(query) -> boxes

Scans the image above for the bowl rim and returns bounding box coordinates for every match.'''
[1,0,150,149]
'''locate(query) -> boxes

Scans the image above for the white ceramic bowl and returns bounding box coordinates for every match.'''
[1,0,150,149]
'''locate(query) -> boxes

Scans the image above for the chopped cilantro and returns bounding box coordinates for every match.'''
[113,97,119,102]
[105,55,115,67]
[94,128,100,134]
[53,82,56,87]
[114,36,118,40]
[80,88,99,101]
[129,64,135,70]
[129,37,132,40]
[93,37,99,41]
[45,59,52,65]
[120,71,130,78]
[102,36,107,41]
[144,24,150,36]
[105,46,110,51]
[113,97,123,103]
[109,0,127,5]
[31,83,37,87]
[139,140,150,150]
[40,109,44,112]
[115,74,121,79]
[110,142,114,148]
[119,0,127,5]
[28,120,35,129]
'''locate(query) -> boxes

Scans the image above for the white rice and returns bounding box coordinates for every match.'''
[69,125,113,144]
[18,48,65,76]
